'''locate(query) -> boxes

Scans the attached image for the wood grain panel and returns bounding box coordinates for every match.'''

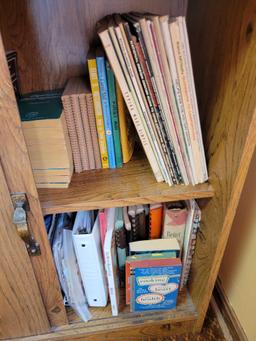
[0,33,68,327]
[0,164,49,338]
[38,153,214,214]
[0,0,187,93]
[187,0,256,331]
[18,321,195,341]
[14,290,197,340]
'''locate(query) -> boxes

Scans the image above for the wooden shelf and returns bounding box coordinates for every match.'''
[38,154,214,214]
[55,289,197,338]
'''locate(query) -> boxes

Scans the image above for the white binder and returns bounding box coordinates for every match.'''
[72,211,108,307]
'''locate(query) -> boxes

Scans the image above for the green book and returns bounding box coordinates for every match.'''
[18,89,63,121]
[106,61,123,167]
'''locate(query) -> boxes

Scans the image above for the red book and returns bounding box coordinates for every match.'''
[99,209,107,258]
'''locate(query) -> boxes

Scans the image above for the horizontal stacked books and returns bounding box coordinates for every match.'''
[62,75,134,172]
[97,13,208,186]
[19,90,73,188]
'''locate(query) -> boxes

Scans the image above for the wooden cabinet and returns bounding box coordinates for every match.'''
[0,0,256,339]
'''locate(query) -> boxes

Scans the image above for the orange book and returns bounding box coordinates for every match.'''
[149,203,163,239]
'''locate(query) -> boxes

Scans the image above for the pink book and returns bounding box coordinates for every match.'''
[99,209,107,257]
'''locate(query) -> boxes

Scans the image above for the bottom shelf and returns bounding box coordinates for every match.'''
[59,288,197,337]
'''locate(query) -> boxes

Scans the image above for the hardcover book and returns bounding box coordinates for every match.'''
[131,260,182,311]
[125,252,177,305]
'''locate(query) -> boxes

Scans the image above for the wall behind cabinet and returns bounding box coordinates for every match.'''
[0,0,186,93]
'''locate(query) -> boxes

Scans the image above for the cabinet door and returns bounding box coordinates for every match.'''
[0,33,68,337]
[0,164,50,339]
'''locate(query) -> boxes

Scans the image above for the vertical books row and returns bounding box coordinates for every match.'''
[46,199,201,320]
[62,72,135,173]
[97,13,208,186]
[87,49,135,169]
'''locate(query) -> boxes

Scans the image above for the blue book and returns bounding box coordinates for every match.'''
[132,262,182,311]
[96,51,116,168]
[106,61,123,168]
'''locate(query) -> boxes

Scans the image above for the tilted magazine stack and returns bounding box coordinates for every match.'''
[97,13,208,186]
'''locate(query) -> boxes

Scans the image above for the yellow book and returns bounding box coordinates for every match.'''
[88,56,109,168]
[115,80,134,163]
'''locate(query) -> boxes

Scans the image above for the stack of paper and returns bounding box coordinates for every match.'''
[97,14,208,185]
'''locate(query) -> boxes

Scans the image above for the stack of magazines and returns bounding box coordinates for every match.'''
[97,13,208,186]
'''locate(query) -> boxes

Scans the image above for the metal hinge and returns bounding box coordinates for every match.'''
[11,192,41,256]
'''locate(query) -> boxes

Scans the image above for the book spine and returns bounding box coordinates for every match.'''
[169,18,203,183]
[85,94,102,169]
[160,16,196,184]
[115,79,134,163]
[61,96,83,173]
[106,61,123,168]
[88,58,109,169]
[96,56,116,169]
[70,95,90,170]
[78,94,96,170]
[180,204,200,288]
[60,111,74,172]
[99,29,163,182]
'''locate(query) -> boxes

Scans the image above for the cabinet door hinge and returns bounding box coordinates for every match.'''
[11,192,41,256]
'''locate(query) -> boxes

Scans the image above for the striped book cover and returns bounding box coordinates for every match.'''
[85,94,102,169]
[61,94,82,173]
[78,94,95,170]
[70,94,90,171]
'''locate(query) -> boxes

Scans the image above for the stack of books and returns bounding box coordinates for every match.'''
[97,13,208,186]
[19,90,73,188]
[127,239,182,312]
[87,49,135,169]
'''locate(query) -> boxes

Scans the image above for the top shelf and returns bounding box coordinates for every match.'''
[38,153,214,214]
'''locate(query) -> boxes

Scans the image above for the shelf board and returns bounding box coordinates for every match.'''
[57,288,197,338]
[38,154,214,214]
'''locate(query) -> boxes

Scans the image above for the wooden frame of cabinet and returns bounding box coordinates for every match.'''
[0,0,256,339]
